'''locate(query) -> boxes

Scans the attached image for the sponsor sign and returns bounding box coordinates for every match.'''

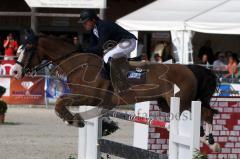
[46,77,70,98]
[0,77,45,105]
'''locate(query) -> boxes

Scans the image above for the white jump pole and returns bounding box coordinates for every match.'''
[78,106,100,159]
[169,97,201,159]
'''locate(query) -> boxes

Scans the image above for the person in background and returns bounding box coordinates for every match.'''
[73,36,78,45]
[153,53,161,63]
[3,33,18,60]
[213,52,227,71]
[224,50,233,60]
[225,53,239,78]
[0,36,3,59]
[137,38,145,55]
[161,41,173,62]
[152,41,164,63]
[141,54,148,62]
[199,53,210,65]
[198,40,214,64]
[72,36,82,51]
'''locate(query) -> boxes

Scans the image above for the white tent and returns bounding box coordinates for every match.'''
[117,0,240,64]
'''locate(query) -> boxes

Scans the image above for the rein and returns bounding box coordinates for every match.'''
[29,49,79,74]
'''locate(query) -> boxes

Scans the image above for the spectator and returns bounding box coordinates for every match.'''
[153,53,161,63]
[162,41,173,62]
[198,40,214,64]
[199,53,210,65]
[225,53,239,78]
[72,36,82,51]
[73,36,79,46]
[137,39,145,55]
[3,33,18,60]
[0,36,3,59]
[224,50,233,59]
[152,41,164,62]
[141,54,148,62]
[213,52,227,71]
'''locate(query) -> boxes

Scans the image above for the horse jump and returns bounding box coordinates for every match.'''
[78,97,201,159]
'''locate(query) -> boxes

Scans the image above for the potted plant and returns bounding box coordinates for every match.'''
[193,149,208,159]
[0,86,7,124]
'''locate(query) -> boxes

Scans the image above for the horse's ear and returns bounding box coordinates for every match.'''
[29,29,36,36]
[24,29,35,37]
[23,28,38,45]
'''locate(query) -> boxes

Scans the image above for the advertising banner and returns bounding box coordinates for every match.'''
[0,60,15,75]
[0,76,45,105]
[46,77,70,98]
[214,83,240,97]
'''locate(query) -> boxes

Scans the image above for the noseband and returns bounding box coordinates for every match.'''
[17,44,42,75]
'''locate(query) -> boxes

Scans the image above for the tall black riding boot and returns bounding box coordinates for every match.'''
[100,62,110,80]
[110,57,130,93]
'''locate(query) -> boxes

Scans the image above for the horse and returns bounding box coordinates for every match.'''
[12,30,220,151]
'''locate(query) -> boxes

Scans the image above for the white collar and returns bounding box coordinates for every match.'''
[93,25,99,38]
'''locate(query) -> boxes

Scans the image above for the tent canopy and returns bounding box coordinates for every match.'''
[117,0,240,34]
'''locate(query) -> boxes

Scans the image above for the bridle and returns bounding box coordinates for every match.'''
[16,43,42,75]
[17,39,79,76]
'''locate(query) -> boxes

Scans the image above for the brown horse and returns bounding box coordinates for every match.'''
[12,31,219,150]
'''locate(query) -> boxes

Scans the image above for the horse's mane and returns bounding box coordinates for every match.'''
[38,34,78,60]
[39,34,75,47]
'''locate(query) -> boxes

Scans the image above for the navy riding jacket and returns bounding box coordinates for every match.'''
[84,19,137,56]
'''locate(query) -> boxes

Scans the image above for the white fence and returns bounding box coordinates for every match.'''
[78,97,201,159]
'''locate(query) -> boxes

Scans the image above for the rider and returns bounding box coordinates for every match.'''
[78,9,137,93]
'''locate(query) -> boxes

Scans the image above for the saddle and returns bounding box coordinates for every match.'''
[109,57,147,93]
[102,40,147,93]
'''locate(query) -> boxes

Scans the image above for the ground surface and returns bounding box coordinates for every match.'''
[0,107,133,159]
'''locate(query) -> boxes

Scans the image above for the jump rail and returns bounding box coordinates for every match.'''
[104,110,170,130]
[78,97,201,159]
[99,139,168,159]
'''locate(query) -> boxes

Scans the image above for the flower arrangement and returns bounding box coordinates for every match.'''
[193,149,208,159]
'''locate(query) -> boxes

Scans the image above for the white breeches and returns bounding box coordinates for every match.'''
[103,38,136,63]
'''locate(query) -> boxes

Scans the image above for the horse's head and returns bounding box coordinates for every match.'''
[12,30,44,79]
[12,30,80,79]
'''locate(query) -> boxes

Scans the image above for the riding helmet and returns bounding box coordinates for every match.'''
[78,9,98,23]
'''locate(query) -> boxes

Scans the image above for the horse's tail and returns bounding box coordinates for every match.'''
[187,64,219,115]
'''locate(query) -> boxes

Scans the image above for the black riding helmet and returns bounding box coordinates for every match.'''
[78,9,98,23]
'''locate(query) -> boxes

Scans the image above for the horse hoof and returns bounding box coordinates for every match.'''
[209,143,221,152]
[102,117,119,136]
[70,113,85,127]
[208,133,215,145]
[65,121,72,125]
[72,120,85,128]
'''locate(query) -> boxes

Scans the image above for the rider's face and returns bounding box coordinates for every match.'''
[83,20,95,31]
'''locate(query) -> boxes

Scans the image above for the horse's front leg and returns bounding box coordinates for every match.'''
[200,107,221,152]
[55,95,85,127]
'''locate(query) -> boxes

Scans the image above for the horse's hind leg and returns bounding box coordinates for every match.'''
[157,97,170,112]
[55,95,85,127]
